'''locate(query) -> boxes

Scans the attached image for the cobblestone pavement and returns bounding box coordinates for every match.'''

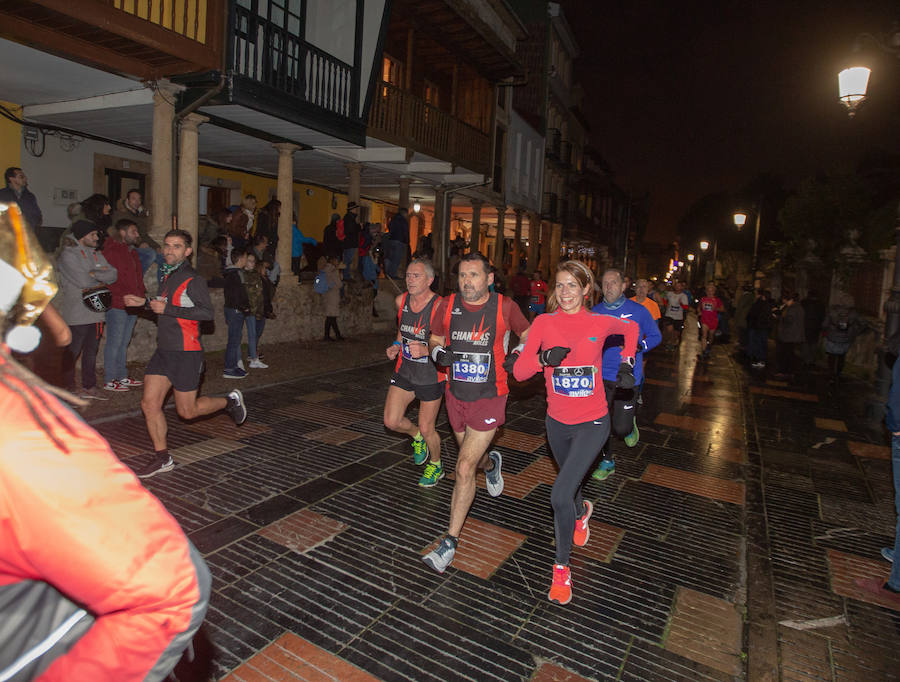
[91,325,900,681]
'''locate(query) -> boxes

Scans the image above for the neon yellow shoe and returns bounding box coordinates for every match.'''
[412,435,428,465]
[418,461,444,487]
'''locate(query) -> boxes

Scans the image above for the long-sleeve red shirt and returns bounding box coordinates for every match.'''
[513,307,638,424]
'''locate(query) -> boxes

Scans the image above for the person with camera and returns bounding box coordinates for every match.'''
[57,219,118,400]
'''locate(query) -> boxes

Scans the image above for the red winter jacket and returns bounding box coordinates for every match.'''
[102,237,145,309]
[0,358,209,681]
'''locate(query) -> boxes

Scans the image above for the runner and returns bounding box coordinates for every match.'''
[421,252,529,573]
[383,258,446,487]
[698,283,724,357]
[590,268,661,480]
[123,230,247,478]
[528,270,548,320]
[662,280,689,350]
[511,260,638,604]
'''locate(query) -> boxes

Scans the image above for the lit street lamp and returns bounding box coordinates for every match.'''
[837,23,900,393]
[734,204,762,285]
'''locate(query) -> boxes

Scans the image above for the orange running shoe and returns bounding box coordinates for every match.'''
[572,500,593,547]
[548,564,572,605]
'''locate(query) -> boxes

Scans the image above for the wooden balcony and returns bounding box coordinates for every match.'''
[368,81,491,175]
[0,0,223,79]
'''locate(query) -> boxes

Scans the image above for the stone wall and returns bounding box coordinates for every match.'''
[109,279,377,368]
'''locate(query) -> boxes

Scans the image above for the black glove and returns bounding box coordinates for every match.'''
[539,346,570,367]
[616,357,636,388]
[502,344,524,373]
[431,345,452,366]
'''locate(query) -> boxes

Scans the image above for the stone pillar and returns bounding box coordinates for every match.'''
[539,220,551,277]
[176,112,208,249]
[274,142,300,278]
[512,209,523,272]
[398,176,410,212]
[469,199,482,254]
[433,186,446,286]
[550,223,562,274]
[347,162,361,204]
[527,212,540,274]
[494,205,506,269]
[150,85,176,243]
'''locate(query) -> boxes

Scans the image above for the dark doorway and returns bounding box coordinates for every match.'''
[105,169,146,209]
[206,187,230,216]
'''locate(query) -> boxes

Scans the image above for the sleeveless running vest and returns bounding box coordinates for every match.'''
[395,292,441,385]
[443,292,511,400]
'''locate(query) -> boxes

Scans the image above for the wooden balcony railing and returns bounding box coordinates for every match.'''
[368,82,491,175]
[0,0,224,78]
[230,2,359,120]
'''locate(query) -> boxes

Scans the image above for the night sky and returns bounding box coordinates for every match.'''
[559,0,900,243]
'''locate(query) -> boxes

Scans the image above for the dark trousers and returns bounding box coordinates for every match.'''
[324,316,342,340]
[600,379,636,459]
[62,322,102,390]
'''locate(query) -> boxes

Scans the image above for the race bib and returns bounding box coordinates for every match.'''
[401,338,428,363]
[551,365,595,397]
[452,351,491,383]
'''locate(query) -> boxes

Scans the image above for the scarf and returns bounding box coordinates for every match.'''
[603,295,627,311]
[158,260,183,279]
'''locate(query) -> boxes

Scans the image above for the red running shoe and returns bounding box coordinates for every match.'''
[573,500,593,547]
[548,564,572,605]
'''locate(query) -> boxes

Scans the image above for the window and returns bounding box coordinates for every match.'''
[424,79,440,108]
[383,54,403,87]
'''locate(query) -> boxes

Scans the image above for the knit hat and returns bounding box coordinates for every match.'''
[72,220,98,240]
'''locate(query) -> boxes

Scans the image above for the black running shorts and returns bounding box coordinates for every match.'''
[145,349,205,392]
[389,372,445,402]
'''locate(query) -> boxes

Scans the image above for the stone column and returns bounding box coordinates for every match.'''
[539,220,551,277]
[274,142,300,278]
[398,176,410,212]
[512,209,523,272]
[469,199,482,254]
[550,223,562,274]
[527,212,540,274]
[176,112,208,250]
[493,205,506,268]
[150,85,177,243]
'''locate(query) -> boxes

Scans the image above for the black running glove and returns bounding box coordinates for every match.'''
[539,346,571,367]
[502,344,524,373]
[431,345,452,366]
[616,356,636,389]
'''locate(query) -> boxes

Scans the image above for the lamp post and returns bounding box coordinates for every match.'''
[734,203,762,285]
[837,24,900,394]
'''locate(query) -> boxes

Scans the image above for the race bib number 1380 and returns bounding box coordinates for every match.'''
[452,352,491,383]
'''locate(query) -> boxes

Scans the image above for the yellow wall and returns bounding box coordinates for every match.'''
[196,164,391,241]
[0,101,22,174]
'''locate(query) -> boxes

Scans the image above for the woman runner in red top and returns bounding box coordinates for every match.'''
[510,260,638,605]
[698,283,724,357]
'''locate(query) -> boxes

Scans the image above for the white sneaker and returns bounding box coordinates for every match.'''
[249,358,268,369]
[103,380,129,392]
[237,359,245,371]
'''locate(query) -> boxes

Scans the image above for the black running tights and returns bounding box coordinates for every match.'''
[546,414,611,565]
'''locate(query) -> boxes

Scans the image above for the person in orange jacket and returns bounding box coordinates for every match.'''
[0,202,210,681]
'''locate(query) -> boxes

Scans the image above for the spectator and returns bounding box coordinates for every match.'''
[747,290,774,369]
[111,189,158,273]
[242,252,268,369]
[0,166,42,231]
[196,235,228,288]
[529,270,548,319]
[255,199,281,247]
[57,220,118,399]
[317,255,344,341]
[252,234,280,286]
[79,194,113,249]
[341,202,361,279]
[199,207,231,247]
[775,291,805,380]
[384,207,410,278]
[292,216,317,277]
[822,293,863,384]
[230,194,256,248]
[101,219,146,392]
[223,247,251,379]
[360,222,381,316]
[733,285,756,352]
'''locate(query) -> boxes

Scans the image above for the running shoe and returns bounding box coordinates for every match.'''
[412,435,429,465]
[485,450,504,497]
[591,459,615,481]
[249,358,269,369]
[226,389,247,425]
[422,536,457,573]
[882,547,895,563]
[548,564,572,605]
[103,380,129,392]
[418,461,444,487]
[79,387,110,401]
[624,418,640,447]
[573,500,593,547]
[119,377,144,387]
[135,454,175,479]
[223,368,248,379]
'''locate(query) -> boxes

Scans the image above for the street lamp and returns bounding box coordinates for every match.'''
[699,241,709,251]
[734,205,762,285]
[837,23,900,393]
[412,200,421,213]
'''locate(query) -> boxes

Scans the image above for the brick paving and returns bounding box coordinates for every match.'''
[88,326,900,681]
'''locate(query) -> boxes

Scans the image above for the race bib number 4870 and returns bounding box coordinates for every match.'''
[551,365,595,397]
[452,352,491,383]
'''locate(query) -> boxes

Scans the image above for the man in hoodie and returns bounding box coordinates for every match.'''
[57,220,118,400]
[101,219,146,392]
[112,189,159,273]
[590,268,661,480]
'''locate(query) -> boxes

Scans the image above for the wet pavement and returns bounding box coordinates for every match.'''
[92,321,900,681]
